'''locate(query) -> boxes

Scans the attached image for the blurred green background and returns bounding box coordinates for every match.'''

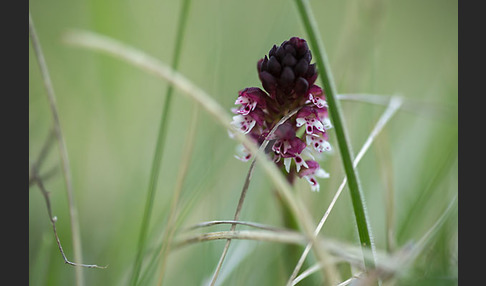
[29,0,457,285]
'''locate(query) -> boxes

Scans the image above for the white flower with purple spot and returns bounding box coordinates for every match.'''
[231,114,256,134]
[309,94,327,109]
[306,134,331,153]
[298,160,330,192]
[232,87,268,116]
[296,114,325,135]
[284,155,308,173]
[322,117,332,130]
[308,85,328,109]
[233,96,257,115]
[234,144,252,162]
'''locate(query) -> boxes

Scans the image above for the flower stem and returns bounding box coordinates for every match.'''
[275,188,322,286]
[293,0,377,272]
[129,0,192,285]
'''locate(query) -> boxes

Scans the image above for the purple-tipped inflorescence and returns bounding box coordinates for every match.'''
[230,37,332,192]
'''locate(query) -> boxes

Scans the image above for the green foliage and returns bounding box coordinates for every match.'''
[29,0,458,285]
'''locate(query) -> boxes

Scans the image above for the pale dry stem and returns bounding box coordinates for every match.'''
[31,172,107,269]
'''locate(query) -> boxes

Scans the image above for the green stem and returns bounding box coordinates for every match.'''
[293,0,377,271]
[129,0,192,285]
[275,189,321,286]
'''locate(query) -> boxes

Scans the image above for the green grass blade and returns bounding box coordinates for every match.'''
[293,0,377,271]
[129,0,193,284]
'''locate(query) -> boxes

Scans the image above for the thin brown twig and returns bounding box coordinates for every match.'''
[30,12,87,283]
[29,128,58,187]
[29,128,102,267]
[29,165,59,187]
[208,106,303,286]
[31,173,107,269]
[30,128,56,176]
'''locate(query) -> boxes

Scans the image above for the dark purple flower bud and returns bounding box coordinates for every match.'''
[257,37,318,101]
[294,59,309,77]
[282,53,297,67]
[267,56,281,76]
[305,64,318,86]
[269,45,278,57]
[258,71,277,98]
[284,44,296,56]
[294,77,309,96]
[275,45,286,60]
[304,50,312,63]
[258,56,268,73]
[289,37,307,52]
[280,66,295,87]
